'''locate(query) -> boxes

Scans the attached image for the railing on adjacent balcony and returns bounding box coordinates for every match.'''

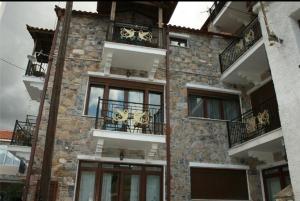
[208,1,227,22]
[227,96,281,148]
[107,22,163,48]
[219,17,262,73]
[11,116,36,146]
[95,98,164,135]
[25,60,47,77]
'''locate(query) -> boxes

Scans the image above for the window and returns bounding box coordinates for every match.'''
[75,161,163,201]
[190,167,249,200]
[85,77,164,117]
[170,37,188,47]
[188,89,241,120]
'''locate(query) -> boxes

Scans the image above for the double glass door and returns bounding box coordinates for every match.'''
[77,162,162,201]
[263,165,291,201]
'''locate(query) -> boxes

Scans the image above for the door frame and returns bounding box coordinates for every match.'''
[74,160,164,201]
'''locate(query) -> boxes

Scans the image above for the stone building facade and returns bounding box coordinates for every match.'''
[22,2,289,201]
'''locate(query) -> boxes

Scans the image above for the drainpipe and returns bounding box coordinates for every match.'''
[165,25,171,201]
[38,2,73,201]
[22,8,62,201]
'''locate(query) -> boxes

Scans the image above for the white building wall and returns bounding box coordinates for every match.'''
[255,2,300,200]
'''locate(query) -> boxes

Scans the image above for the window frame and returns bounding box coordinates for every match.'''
[84,77,164,116]
[187,89,241,120]
[169,36,189,48]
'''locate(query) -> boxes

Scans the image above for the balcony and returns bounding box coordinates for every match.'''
[227,97,283,159]
[219,17,269,85]
[11,115,36,147]
[91,98,165,158]
[101,22,166,80]
[209,1,257,33]
[23,58,47,101]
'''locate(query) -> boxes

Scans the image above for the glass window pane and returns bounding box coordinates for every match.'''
[207,98,221,119]
[128,91,144,133]
[106,89,125,131]
[122,175,140,201]
[189,95,204,117]
[78,171,96,201]
[223,100,240,120]
[266,177,281,201]
[87,86,104,116]
[146,175,160,201]
[101,173,119,201]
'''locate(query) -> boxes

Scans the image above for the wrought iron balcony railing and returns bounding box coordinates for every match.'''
[25,60,47,77]
[11,115,37,146]
[107,22,163,48]
[95,98,164,135]
[227,96,281,148]
[208,1,227,22]
[219,17,262,73]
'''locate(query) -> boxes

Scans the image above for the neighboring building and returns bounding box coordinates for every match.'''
[18,1,299,201]
[202,1,300,201]
[0,116,36,201]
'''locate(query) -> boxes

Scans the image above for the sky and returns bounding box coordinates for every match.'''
[0,1,213,130]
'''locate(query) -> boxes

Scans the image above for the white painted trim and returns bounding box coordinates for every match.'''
[212,1,232,26]
[0,145,31,153]
[246,76,272,95]
[189,162,249,170]
[86,71,166,85]
[220,39,264,82]
[104,41,166,55]
[259,169,266,201]
[228,128,283,156]
[92,129,166,144]
[186,83,241,95]
[82,78,89,116]
[169,32,190,39]
[188,116,228,122]
[72,160,80,201]
[77,155,166,165]
[246,170,251,201]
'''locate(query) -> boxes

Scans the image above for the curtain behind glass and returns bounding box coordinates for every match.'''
[88,86,104,116]
[207,99,221,119]
[128,175,140,201]
[146,175,160,201]
[223,100,240,120]
[78,171,96,201]
[101,173,113,201]
[189,95,204,117]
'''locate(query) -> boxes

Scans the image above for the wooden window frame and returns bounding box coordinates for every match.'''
[187,89,241,120]
[84,77,164,116]
[75,160,163,201]
[262,164,290,201]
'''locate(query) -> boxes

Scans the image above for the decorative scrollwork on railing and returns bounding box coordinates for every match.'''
[112,109,129,123]
[120,28,136,40]
[119,27,152,42]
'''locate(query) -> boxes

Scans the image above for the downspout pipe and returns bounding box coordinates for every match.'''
[22,9,62,201]
[165,25,171,201]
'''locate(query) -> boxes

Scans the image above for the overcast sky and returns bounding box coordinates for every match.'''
[0,1,213,130]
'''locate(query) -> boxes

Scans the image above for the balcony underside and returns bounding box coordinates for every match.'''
[92,129,165,159]
[23,76,44,101]
[213,2,254,33]
[101,41,166,80]
[221,39,269,85]
[229,128,283,162]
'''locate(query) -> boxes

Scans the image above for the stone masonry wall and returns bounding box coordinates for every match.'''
[168,33,262,201]
[28,12,264,201]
